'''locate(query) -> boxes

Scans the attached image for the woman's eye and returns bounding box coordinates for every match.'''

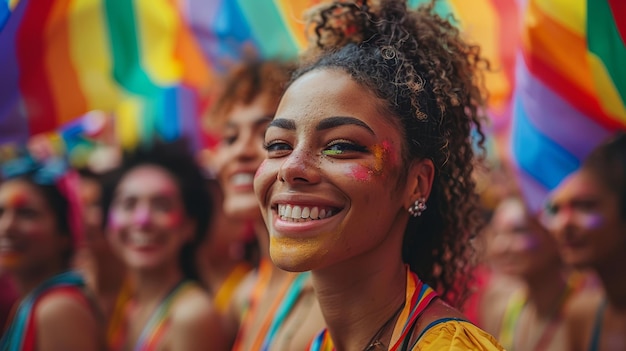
[322,142,367,156]
[264,141,292,155]
[222,134,237,146]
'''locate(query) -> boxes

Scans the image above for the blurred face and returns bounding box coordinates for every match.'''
[0,179,70,275]
[544,170,626,269]
[107,165,195,272]
[488,198,559,278]
[213,94,276,219]
[254,69,415,272]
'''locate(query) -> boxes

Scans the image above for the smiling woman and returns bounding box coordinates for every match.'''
[102,138,233,351]
[253,0,504,350]
[0,156,104,351]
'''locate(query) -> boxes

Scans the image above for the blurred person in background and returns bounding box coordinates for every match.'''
[194,178,252,339]
[0,153,104,350]
[479,195,584,351]
[73,167,130,346]
[545,132,626,351]
[206,58,325,351]
[103,138,232,351]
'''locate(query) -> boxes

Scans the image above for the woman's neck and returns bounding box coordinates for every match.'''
[313,253,406,351]
[597,260,626,311]
[131,265,184,305]
[14,262,67,297]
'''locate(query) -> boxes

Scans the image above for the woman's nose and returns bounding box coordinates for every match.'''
[277,148,321,185]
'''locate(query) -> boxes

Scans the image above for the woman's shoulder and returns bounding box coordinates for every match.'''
[169,282,217,322]
[414,299,504,351]
[166,282,234,351]
[416,319,504,350]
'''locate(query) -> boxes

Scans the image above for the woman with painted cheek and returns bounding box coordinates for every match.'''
[0,156,105,351]
[206,59,326,351]
[103,139,232,351]
[544,133,626,351]
[478,197,583,351]
[254,1,504,349]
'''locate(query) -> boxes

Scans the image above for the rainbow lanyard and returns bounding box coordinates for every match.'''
[0,271,85,351]
[309,268,437,351]
[132,280,193,351]
[233,259,311,351]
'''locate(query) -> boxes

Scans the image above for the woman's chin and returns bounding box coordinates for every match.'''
[269,237,326,273]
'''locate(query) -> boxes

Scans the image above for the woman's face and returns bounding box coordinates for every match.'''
[213,94,276,220]
[545,170,626,269]
[487,198,559,278]
[107,165,195,272]
[0,179,70,274]
[254,69,419,272]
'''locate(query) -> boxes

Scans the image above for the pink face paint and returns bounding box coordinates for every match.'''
[132,206,150,227]
[350,164,371,181]
[163,210,183,227]
[107,210,122,231]
[520,236,541,251]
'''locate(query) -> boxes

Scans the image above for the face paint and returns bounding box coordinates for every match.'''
[132,205,150,227]
[578,213,604,230]
[350,164,371,181]
[369,140,396,176]
[163,210,183,227]
[6,190,28,208]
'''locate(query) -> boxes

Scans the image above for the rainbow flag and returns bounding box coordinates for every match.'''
[0,0,518,154]
[511,0,626,211]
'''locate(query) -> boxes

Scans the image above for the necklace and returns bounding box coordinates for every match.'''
[363,302,406,351]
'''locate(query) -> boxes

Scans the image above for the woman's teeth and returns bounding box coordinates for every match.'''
[277,205,335,222]
[231,173,254,186]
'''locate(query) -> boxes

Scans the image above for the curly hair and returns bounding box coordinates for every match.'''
[582,132,626,220]
[207,58,296,130]
[101,138,211,281]
[297,0,488,306]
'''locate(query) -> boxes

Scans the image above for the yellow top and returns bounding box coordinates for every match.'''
[415,319,504,350]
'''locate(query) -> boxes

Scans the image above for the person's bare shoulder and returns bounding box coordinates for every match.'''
[564,288,604,351]
[230,268,258,320]
[477,274,523,335]
[168,286,234,351]
[36,290,102,351]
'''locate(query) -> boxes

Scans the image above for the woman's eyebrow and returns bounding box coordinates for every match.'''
[316,116,375,135]
[267,118,296,130]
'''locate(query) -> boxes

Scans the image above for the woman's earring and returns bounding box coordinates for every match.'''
[408,197,427,217]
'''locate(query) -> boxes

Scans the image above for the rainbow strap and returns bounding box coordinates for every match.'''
[260,272,310,351]
[133,280,193,351]
[309,268,437,351]
[0,271,85,351]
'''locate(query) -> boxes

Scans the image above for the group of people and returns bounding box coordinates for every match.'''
[1,1,624,350]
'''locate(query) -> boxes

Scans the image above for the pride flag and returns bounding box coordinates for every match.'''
[0,0,517,154]
[511,0,626,211]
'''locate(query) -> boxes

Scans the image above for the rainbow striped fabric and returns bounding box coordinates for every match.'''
[0,0,516,153]
[0,0,320,150]
[511,0,626,211]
